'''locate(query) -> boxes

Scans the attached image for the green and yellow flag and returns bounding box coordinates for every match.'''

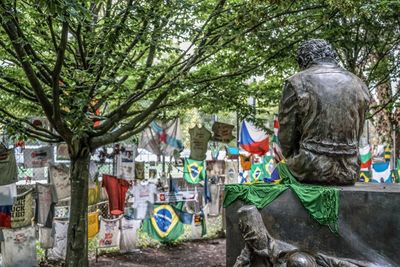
[384,145,391,162]
[250,163,266,183]
[183,158,206,184]
[142,204,184,242]
[392,159,400,183]
[359,170,371,183]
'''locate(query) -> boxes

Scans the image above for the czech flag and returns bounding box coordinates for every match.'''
[239,120,269,156]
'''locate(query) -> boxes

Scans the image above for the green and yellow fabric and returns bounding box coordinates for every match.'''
[249,163,266,184]
[183,158,206,184]
[384,145,391,162]
[392,160,400,183]
[359,170,371,183]
[263,155,281,184]
[224,161,339,233]
[142,204,184,242]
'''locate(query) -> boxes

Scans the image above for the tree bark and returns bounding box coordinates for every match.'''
[65,141,90,267]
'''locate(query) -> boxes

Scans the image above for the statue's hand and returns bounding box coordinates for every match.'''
[273,145,285,163]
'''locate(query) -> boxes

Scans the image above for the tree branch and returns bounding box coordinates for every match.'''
[0,6,73,142]
[92,16,164,135]
[0,84,37,102]
[52,20,69,134]
[90,88,169,147]
[0,107,62,140]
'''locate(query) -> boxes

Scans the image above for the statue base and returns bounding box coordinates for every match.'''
[225,183,400,267]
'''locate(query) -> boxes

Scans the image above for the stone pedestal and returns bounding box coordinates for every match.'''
[226,183,400,267]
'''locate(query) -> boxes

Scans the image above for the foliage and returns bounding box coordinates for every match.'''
[315,1,400,146]
[0,1,333,147]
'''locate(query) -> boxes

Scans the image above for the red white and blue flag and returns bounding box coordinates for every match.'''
[239,120,269,156]
[139,119,184,156]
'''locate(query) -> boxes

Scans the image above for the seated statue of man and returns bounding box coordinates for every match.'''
[278,39,370,185]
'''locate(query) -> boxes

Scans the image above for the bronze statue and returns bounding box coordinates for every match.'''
[278,39,370,185]
[234,205,377,267]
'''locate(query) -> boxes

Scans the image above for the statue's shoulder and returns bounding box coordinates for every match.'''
[339,69,370,100]
[285,70,308,90]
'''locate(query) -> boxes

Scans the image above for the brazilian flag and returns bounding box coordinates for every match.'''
[250,163,266,183]
[391,160,400,183]
[142,204,184,242]
[359,170,371,183]
[262,156,281,184]
[262,156,273,178]
[391,169,399,183]
[183,158,206,184]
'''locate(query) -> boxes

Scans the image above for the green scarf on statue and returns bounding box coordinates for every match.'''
[223,162,339,233]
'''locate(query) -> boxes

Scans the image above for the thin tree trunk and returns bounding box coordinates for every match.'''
[65,144,90,267]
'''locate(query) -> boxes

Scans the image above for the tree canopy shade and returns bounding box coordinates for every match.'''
[0,1,333,266]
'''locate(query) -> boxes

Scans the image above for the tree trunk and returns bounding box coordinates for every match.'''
[65,142,90,267]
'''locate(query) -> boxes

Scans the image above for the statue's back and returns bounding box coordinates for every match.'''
[284,62,370,185]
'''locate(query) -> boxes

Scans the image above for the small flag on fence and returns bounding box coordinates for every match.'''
[183,158,206,184]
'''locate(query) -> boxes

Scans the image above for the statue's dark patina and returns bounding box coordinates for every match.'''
[278,39,370,185]
[234,205,377,267]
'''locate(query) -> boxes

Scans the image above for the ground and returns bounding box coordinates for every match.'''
[38,216,225,266]
[89,238,226,267]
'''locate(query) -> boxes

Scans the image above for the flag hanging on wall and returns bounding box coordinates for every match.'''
[359,170,371,183]
[239,120,269,156]
[359,145,372,169]
[262,156,281,184]
[239,154,252,171]
[384,145,391,162]
[183,159,206,184]
[139,119,184,156]
[142,204,184,242]
[263,156,274,178]
[249,163,266,183]
[372,161,392,183]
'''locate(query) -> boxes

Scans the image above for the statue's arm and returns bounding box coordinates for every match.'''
[278,80,301,158]
[357,83,371,140]
[233,244,252,267]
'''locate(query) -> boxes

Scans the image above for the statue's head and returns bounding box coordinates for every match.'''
[297,39,338,70]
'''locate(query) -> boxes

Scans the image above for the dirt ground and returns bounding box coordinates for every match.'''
[89,238,226,267]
